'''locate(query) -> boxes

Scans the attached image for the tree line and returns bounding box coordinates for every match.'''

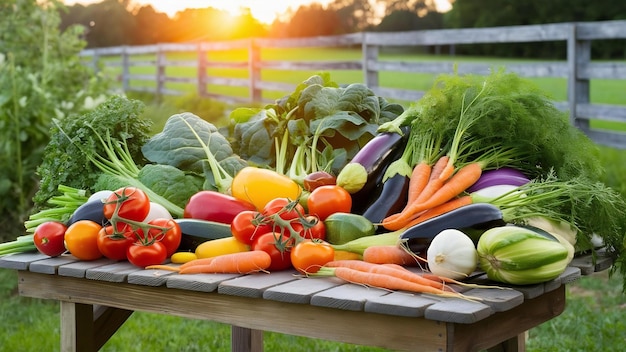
[58,0,625,58]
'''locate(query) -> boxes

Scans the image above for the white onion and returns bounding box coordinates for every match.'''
[427,229,478,280]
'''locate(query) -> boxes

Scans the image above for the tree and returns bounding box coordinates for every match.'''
[328,0,374,32]
[0,0,111,240]
[132,5,173,44]
[281,3,343,37]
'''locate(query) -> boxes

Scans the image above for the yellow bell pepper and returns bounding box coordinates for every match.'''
[231,166,302,210]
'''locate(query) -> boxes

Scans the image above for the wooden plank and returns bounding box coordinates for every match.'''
[85,261,142,282]
[460,287,524,313]
[29,255,80,274]
[263,276,344,304]
[218,270,300,298]
[166,273,240,292]
[0,252,49,270]
[364,291,439,317]
[127,268,178,286]
[58,258,117,278]
[309,284,390,311]
[424,298,493,324]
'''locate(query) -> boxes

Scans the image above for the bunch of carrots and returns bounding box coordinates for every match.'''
[312,260,485,300]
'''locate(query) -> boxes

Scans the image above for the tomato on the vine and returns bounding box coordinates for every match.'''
[97,225,135,261]
[33,221,67,257]
[262,198,305,221]
[103,187,151,231]
[147,218,182,257]
[127,241,167,268]
[307,185,352,221]
[251,232,293,271]
[231,210,272,245]
[299,216,326,241]
[64,220,103,261]
[290,240,335,274]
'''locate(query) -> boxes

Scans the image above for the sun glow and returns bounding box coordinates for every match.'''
[64,0,452,25]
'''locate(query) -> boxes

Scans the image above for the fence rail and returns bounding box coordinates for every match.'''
[80,20,626,149]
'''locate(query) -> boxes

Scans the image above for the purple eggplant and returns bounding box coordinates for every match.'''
[466,167,530,193]
[361,173,409,226]
[340,126,409,204]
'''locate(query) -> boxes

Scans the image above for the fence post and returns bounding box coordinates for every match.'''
[121,46,129,93]
[362,32,379,90]
[156,44,166,100]
[567,23,591,131]
[249,39,261,103]
[197,43,207,97]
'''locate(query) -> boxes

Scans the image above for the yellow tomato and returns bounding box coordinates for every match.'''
[231,166,302,210]
[195,236,250,259]
[64,220,103,261]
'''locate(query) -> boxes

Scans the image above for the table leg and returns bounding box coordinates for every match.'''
[60,301,96,352]
[231,325,264,352]
[486,331,527,352]
[60,301,133,352]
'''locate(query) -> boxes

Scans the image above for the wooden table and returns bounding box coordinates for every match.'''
[0,251,611,352]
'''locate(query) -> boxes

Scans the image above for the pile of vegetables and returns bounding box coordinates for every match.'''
[3,70,626,295]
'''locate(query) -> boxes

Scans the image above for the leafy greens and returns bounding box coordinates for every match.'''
[229,73,404,184]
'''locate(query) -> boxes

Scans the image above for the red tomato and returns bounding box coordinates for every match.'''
[97,225,135,261]
[103,187,151,231]
[299,216,326,241]
[251,232,293,271]
[231,210,272,245]
[262,198,305,221]
[127,241,167,268]
[147,218,182,257]
[33,221,67,257]
[307,185,352,221]
[290,240,335,274]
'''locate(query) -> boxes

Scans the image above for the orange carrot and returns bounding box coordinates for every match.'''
[413,155,449,204]
[402,195,473,228]
[144,264,181,272]
[382,162,483,230]
[328,266,474,299]
[178,250,271,274]
[406,162,431,204]
[324,260,446,291]
[362,245,423,266]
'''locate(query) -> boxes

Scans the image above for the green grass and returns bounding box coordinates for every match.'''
[1,267,624,351]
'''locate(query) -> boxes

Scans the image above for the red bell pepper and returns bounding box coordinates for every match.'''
[183,190,256,224]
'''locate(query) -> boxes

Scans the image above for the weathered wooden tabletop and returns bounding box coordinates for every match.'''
[0,250,612,352]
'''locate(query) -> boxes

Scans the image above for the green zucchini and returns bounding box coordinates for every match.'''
[175,218,232,251]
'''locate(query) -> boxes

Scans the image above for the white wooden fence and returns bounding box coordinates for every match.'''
[80,20,626,149]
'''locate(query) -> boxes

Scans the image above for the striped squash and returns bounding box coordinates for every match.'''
[477,225,569,285]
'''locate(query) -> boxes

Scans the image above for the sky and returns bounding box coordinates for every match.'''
[63,0,335,24]
[63,1,452,24]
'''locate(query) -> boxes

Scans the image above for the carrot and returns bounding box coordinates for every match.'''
[327,266,475,299]
[324,260,446,291]
[413,155,449,204]
[362,245,424,266]
[406,162,431,204]
[382,162,483,230]
[402,195,473,228]
[178,250,272,274]
[144,264,181,272]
